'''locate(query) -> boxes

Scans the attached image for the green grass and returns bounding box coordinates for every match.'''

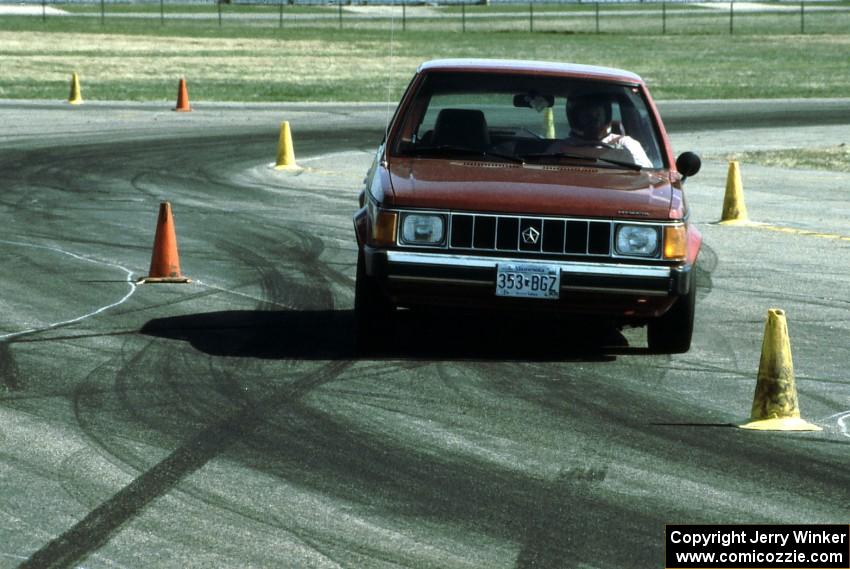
[0,9,849,102]
[720,145,850,172]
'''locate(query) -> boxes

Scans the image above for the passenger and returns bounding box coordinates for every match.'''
[562,95,652,168]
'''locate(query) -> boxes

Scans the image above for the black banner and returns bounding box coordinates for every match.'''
[665,524,850,569]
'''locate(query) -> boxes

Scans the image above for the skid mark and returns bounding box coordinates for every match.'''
[0,240,137,342]
[23,359,351,569]
[0,342,21,391]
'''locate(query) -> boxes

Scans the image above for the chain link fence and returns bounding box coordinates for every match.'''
[5,0,850,34]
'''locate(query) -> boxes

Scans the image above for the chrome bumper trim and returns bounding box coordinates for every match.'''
[558,285,668,297]
[385,251,673,279]
[390,275,492,286]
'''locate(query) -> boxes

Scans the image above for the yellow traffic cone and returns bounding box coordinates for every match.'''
[739,309,821,431]
[274,121,300,170]
[719,160,748,224]
[543,107,556,139]
[68,72,83,105]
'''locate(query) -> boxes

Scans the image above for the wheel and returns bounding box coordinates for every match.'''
[647,281,696,354]
[354,250,395,355]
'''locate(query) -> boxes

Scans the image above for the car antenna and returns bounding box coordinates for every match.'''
[384,0,396,144]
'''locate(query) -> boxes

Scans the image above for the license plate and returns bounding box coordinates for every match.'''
[495,263,560,299]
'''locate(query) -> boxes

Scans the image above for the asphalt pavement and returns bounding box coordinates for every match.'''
[0,99,848,569]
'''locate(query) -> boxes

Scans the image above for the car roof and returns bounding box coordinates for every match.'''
[417,58,643,84]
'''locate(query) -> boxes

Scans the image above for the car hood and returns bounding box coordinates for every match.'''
[387,158,675,219]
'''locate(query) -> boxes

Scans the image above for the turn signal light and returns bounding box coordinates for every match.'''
[371,210,398,246]
[663,225,687,260]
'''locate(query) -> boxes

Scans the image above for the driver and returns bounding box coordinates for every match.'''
[563,94,652,168]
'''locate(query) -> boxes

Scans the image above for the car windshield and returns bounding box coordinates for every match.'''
[391,71,665,170]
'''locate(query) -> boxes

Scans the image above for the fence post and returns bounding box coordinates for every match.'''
[662,1,666,34]
[338,0,343,30]
[160,0,164,24]
[800,0,805,33]
[100,0,105,25]
[279,0,283,28]
[402,1,406,32]
[595,2,600,33]
[729,0,734,34]
[529,1,533,32]
[218,0,222,27]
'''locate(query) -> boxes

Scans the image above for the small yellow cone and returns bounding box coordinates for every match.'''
[68,72,83,105]
[274,121,300,170]
[719,160,748,224]
[543,107,556,140]
[739,309,821,431]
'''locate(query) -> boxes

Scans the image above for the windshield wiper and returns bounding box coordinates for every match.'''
[407,144,525,164]
[519,151,642,171]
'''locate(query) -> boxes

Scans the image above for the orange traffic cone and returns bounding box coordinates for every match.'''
[138,202,191,283]
[174,78,191,112]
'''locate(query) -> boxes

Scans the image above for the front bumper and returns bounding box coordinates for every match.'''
[365,247,692,317]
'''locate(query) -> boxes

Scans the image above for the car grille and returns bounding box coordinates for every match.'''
[448,213,612,257]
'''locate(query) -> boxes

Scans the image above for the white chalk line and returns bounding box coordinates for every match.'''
[192,279,295,310]
[298,149,372,164]
[0,240,299,342]
[825,410,850,439]
[0,240,137,341]
[265,150,370,171]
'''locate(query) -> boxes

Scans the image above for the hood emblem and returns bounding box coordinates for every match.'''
[521,226,541,245]
[618,210,651,217]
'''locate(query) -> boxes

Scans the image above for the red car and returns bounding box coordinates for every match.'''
[353,59,701,354]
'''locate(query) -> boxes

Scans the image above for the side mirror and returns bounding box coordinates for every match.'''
[676,152,701,181]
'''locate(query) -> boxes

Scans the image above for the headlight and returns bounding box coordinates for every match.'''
[615,224,659,257]
[401,214,445,245]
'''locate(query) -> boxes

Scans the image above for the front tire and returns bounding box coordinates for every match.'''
[647,282,696,354]
[354,250,394,355]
